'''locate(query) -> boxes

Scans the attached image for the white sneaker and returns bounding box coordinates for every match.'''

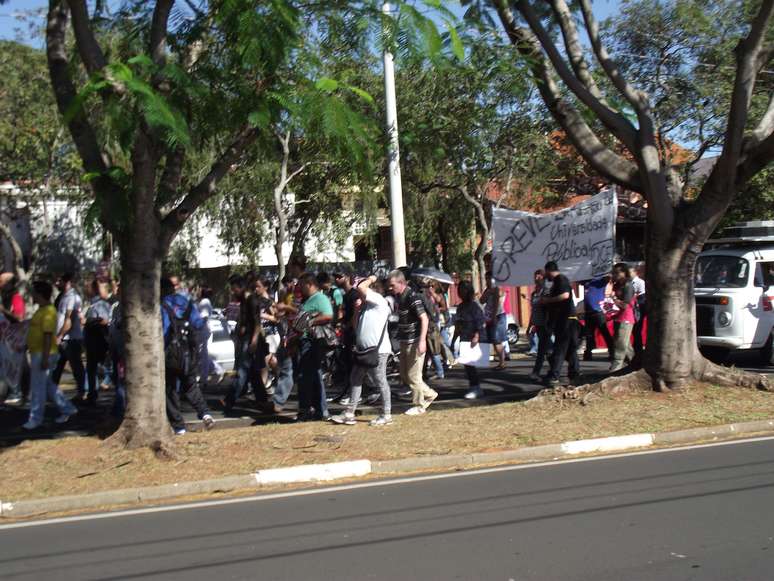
[422,391,438,410]
[202,414,215,430]
[370,415,393,426]
[175,428,187,436]
[330,413,356,425]
[404,406,426,416]
[464,387,484,399]
[4,397,22,405]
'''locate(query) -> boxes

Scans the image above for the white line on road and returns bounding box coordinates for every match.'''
[2,434,774,531]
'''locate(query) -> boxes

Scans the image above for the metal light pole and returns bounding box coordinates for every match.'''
[382,1,407,268]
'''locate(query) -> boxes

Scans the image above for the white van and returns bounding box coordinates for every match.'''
[694,221,774,365]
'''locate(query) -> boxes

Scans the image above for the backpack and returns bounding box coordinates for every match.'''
[162,300,197,375]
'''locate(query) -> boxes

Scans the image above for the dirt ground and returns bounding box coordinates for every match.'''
[2,383,773,502]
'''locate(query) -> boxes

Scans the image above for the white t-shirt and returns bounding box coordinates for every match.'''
[355,290,392,355]
[56,288,83,341]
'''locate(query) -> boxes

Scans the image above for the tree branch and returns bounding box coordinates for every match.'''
[158,146,186,197]
[515,0,638,152]
[494,0,641,192]
[161,124,259,240]
[66,0,108,75]
[689,0,774,227]
[46,0,109,176]
[150,0,174,67]
[577,0,647,112]
[548,0,604,101]
[0,220,26,282]
[747,91,774,149]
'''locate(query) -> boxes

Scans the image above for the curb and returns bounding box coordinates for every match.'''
[3,418,774,520]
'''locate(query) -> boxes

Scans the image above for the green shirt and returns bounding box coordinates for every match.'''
[302,291,333,317]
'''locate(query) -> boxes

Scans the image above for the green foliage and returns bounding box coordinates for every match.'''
[0,41,81,186]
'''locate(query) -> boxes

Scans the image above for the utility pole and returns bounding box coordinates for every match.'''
[382,1,407,268]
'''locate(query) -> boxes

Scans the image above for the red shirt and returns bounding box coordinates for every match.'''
[10,292,25,319]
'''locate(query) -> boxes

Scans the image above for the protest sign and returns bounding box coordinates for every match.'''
[491,189,617,286]
[0,314,29,393]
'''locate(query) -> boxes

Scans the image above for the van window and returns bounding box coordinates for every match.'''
[756,262,774,287]
[695,256,750,288]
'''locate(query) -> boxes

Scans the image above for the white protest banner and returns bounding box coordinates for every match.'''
[491,189,617,286]
[0,314,29,392]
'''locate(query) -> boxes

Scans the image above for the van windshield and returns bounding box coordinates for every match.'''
[695,256,750,288]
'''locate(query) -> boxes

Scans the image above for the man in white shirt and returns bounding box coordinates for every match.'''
[330,275,393,426]
[51,272,87,401]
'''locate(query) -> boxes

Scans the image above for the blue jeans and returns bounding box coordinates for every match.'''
[272,344,295,407]
[27,353,77,426]
[431,354,445,378]
[528,330,539,353]
[229,340,266,405]
[297,338,328,417]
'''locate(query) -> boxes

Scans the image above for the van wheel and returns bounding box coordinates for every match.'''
[760,334,774,366]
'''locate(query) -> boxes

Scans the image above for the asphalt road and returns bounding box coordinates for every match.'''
[3,437,774,580]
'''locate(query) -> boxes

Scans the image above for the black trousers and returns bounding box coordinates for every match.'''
[51,339,86,395]
[583,311,614,356]
[464,364,479,388]
[84,327,109,399]
[166,368,209,431]
[548,318,580,381]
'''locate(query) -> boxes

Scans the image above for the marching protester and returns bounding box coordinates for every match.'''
[51,273,87,402]
[23,281,78,430]
[610,262,637,373]
[388,269,437,415]
[1,272,26,404]
[541,261,580,387]
[294,273,334,421]
[451,280,486,399]
[255,277,281,391]
[160,277,214,435]
[0,272,25,323]
[109,281,126,417]
[333,271,357,404]
[330,275,393,426]
[83,279,112,405]
[528,269,552,382]
[582,274,614,361]
[222,275,266,411]
[481,272,507,370]
[631,262,647,366]
[197,286,225,385]
[420,279,446,380]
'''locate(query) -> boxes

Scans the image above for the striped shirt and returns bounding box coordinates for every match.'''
[397,287,426,344]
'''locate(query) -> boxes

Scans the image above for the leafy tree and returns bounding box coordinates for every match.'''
[476,0,773,390]
[46,0,455,450]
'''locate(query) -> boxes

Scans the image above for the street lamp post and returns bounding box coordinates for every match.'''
[382,1,407,268]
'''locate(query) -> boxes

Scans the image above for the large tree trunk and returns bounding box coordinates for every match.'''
[643,228,701,390]
[106,236,172,452]
[107,239,170,450]
[642,219,769,392]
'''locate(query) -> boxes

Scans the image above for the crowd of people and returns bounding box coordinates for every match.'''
[0,258,646,434]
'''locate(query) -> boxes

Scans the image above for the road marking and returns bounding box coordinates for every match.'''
[2,434,774,531]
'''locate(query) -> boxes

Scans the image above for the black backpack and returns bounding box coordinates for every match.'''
[162,301,197,375]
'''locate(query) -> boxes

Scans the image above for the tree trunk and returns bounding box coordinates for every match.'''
[274,185,287,283]
[643,221,769,392]
[106,236,172,452]
[643,228,701,390]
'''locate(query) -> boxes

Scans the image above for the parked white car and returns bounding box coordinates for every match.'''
[695,221,774,364]
[207,316,235,372]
